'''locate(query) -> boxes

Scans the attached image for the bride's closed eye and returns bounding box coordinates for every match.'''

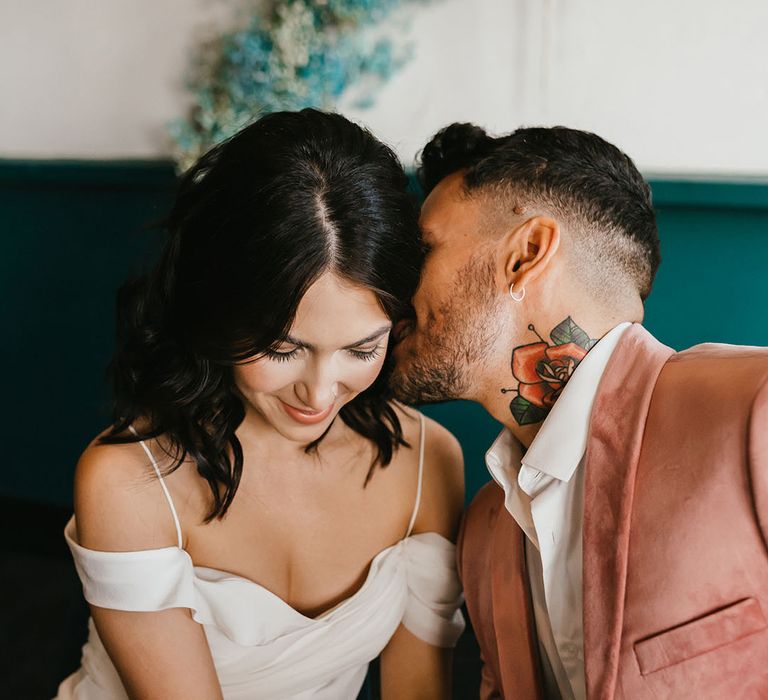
[264,347,302,363]
[348,345,384,362]
[264,345,384,363]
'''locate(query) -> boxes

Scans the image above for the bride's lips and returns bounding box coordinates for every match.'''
[279,400,335,425]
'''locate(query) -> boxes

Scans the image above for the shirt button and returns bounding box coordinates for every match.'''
[561,642,579,658]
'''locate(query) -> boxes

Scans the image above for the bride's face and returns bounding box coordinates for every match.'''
[233,273,392,442]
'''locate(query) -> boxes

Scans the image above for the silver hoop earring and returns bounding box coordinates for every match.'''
[509,283,525,302]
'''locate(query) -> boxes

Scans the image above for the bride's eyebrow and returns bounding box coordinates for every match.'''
[342,325,392,349]
[281,325,392,351]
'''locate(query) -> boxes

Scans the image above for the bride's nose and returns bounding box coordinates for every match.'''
[294,363,339,411]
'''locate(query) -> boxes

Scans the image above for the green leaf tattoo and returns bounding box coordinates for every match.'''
[550,316,592,349]
[509,395,549,426]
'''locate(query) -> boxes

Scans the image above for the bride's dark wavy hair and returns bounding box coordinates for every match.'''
[102,109,423,521]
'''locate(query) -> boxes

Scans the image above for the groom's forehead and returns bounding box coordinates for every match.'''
[420,174,482,241]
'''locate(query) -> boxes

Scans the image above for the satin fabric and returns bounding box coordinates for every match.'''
[57,523,465,699]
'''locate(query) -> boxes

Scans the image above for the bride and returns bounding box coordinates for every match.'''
[57,109,465,699]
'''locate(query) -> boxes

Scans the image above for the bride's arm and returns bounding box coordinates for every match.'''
[380,624,453,699]
[90,607,223,700]
[74,442,223,700]
[379,414,465,699]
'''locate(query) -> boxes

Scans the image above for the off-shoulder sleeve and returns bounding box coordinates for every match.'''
[64,517,195,611]
[401,532,466,648]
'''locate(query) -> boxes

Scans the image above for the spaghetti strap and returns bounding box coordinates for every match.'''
[405,413,426,538]
[128,426,184,549]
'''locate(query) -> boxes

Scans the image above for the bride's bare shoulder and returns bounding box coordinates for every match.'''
[73,426,184,552]
[391,402,465,539]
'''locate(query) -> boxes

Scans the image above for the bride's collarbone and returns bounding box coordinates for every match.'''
[164,420,422,591]
[183,500,405,617]
[179,452,417,604]
[192,470,411,551]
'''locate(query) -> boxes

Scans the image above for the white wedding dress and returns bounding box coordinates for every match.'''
[56,415,465,699]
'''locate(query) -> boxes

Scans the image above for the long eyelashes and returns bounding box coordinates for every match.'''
[348,347,382,362]
[264,347,383,363]
[264,348,300,363]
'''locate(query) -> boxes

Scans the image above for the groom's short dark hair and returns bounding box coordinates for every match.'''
[417,124,661,302]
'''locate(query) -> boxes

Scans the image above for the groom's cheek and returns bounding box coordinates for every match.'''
[412,272,442,330]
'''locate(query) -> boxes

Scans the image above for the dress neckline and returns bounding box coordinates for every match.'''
[64,516,453,623]
[190,538,405,621]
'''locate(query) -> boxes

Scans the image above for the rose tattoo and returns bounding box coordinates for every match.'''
[503,317,597,425]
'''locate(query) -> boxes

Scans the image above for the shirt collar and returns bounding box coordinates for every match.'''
[486,322,632,485]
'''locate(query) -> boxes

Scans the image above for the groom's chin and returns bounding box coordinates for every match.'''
[389,356,426,405]
[389,359,459,407]
[389,360,419,405]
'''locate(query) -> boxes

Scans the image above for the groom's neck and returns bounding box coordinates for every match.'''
[488,314,624,447]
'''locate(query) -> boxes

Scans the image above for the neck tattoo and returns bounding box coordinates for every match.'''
[501,316,598,426]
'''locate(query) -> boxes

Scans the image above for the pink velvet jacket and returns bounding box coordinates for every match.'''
[457,324,768,699]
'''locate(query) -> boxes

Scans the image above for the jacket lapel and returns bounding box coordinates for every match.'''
[491,504,544,699]
[582,324,674,699]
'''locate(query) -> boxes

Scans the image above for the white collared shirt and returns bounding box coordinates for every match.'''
[485,322,631,700]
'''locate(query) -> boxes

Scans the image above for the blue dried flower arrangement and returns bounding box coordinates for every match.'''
[169,0,435,169]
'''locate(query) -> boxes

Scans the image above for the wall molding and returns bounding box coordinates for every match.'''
[0,159,176,189]
[647,175,768,210]
[3,158,768,209]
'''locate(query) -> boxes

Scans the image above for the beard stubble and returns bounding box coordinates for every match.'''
[391,253,504,404]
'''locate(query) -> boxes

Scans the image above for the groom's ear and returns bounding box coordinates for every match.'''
[500,215,561,290]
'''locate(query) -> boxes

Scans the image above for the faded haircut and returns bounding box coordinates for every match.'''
[417,123,661,303]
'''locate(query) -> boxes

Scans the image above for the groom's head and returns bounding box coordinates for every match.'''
[391,123,660,409]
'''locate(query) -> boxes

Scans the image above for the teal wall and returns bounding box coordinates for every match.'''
[1,161,173,506]
[2,161,767,506]
[642,179,768,348]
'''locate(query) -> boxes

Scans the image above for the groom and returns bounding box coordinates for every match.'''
[391,124,768,699]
